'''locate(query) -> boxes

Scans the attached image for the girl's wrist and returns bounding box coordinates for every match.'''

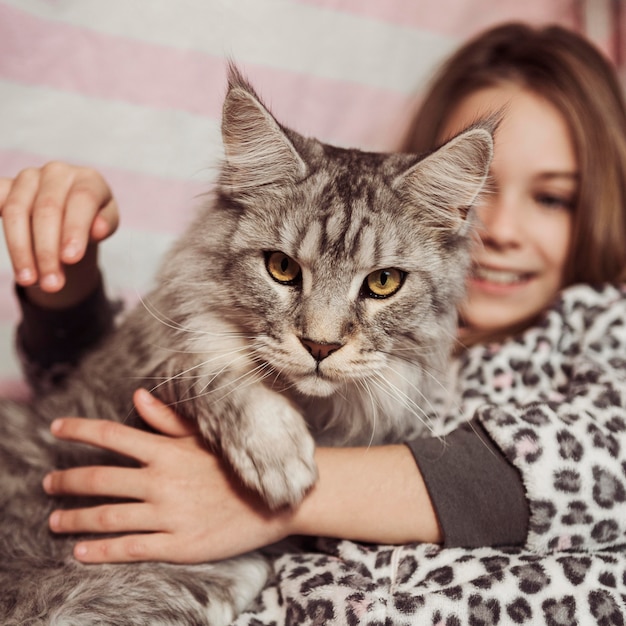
[287,445,441,545]
[24,244,101,310]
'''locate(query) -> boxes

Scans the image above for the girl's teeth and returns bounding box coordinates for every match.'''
[474,267,527,284]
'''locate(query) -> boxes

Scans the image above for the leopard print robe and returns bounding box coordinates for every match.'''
[233,283,626,625]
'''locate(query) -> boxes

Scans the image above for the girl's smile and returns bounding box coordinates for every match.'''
[470,264,534,292]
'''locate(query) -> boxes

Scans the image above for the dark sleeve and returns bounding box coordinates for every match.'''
[15,279,118,390]
[406,418,529,548]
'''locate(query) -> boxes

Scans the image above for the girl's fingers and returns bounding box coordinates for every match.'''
[89,198,120,243]
[72,533,181,564]
[1,168,41,285]
[43,465,145,500]
[50,417,161,465]
[30,164,76,290]
[61,170,118,263]
[0,164,118,289]
[48,502,157,536]
[133,389,198,438]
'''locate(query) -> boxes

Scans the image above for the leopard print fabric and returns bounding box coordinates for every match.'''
[233,284,626,625]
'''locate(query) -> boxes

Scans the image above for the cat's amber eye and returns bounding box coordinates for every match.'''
[265,252,302,285]
[363,268,405,299]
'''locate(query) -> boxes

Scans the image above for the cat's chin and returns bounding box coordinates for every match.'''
[293,376,337,397]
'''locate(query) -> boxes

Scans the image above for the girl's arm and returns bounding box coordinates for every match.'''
[43,390,529,564]
[15,277,118,390]
[1,164,120,387]
[43,390,441,563]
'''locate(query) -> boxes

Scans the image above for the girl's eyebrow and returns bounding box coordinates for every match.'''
[536,171,579,182]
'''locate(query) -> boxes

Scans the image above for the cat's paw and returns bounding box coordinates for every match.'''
[224,394,318,510]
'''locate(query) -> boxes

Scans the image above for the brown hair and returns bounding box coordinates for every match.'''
[402,22,626,286]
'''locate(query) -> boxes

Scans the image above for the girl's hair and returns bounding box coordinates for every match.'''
[402,22,626,286]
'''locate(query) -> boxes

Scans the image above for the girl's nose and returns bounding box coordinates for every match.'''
[475,193,522,250]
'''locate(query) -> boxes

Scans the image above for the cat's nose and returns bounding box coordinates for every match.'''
[300,338,342,362]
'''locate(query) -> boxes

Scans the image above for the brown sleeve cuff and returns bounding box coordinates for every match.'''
[15,278,117,372]
[407,418,529,548]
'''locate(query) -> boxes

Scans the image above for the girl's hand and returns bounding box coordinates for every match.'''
[0,163,119,308]
[43,389,293,564]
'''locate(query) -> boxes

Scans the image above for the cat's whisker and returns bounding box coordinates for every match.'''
[368,372,436,434]
[159,363,269,410]
[381,364,444,421]
[138,345,250,356]
[181,361,274,406]
[138,295,254,340]
[189,354,261,399]
[382,347,455,403]
[144,348,255,404]
[355,378,380,449]
[246,343,301,393]
[137,296,200,335]
[401,357,463,420]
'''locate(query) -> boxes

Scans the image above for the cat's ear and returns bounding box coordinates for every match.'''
[395,121,495,230]
[220,64,308,191]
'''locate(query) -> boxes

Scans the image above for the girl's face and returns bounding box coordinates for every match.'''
[442,85,577,333]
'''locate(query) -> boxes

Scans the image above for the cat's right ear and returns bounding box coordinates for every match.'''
[395,120,496,231]
[220,65,308,192]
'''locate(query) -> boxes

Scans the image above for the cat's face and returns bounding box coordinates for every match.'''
[222,150,474,397]
[177,66,494,398]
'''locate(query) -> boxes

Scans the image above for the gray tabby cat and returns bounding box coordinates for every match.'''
[0,66,493,625]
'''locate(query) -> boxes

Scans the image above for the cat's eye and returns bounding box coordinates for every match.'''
[363,268,405,299]
[265,252,302,285]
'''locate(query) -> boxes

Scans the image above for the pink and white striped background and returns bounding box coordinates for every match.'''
[0,0,616,391]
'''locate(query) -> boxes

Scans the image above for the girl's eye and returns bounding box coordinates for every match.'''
[265,252,302,285]
[362,268,406,299]
[535,193,575,211]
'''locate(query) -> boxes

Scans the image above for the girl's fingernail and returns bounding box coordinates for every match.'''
[50,419,63,434]
[49,510,60,529]
[138,388,154,403]
[16,268,34,283]
[42,473,52,492]
[63,240,80,260]
[15,268,35,284]
[41,273,61,290]
[75,544,88,558]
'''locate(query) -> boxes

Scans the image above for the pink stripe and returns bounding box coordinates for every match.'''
[0,5,225,119]
[0,150,207,235]
[0,378,30,402]
[0,5,415,149]
[239,65,418,150]
[294,0,580,36]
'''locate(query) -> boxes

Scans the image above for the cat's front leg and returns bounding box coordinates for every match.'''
[198,384,317,510]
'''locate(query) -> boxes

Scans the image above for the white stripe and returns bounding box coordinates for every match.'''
[0,227,175,301]
[2,0,456,93]
[0,80,222,179]
[99,228,177,298]
[0,237,9,274]
[0,322,20,378]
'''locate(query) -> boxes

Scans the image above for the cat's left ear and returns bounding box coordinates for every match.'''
[395,121,495,230]
[220,64,308,192]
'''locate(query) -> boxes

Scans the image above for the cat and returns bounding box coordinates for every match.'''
[0,65,494,625]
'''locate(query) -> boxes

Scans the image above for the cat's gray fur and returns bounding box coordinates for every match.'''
[0,66,493,625]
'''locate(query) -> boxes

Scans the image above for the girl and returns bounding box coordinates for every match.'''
[3,22,626,624]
